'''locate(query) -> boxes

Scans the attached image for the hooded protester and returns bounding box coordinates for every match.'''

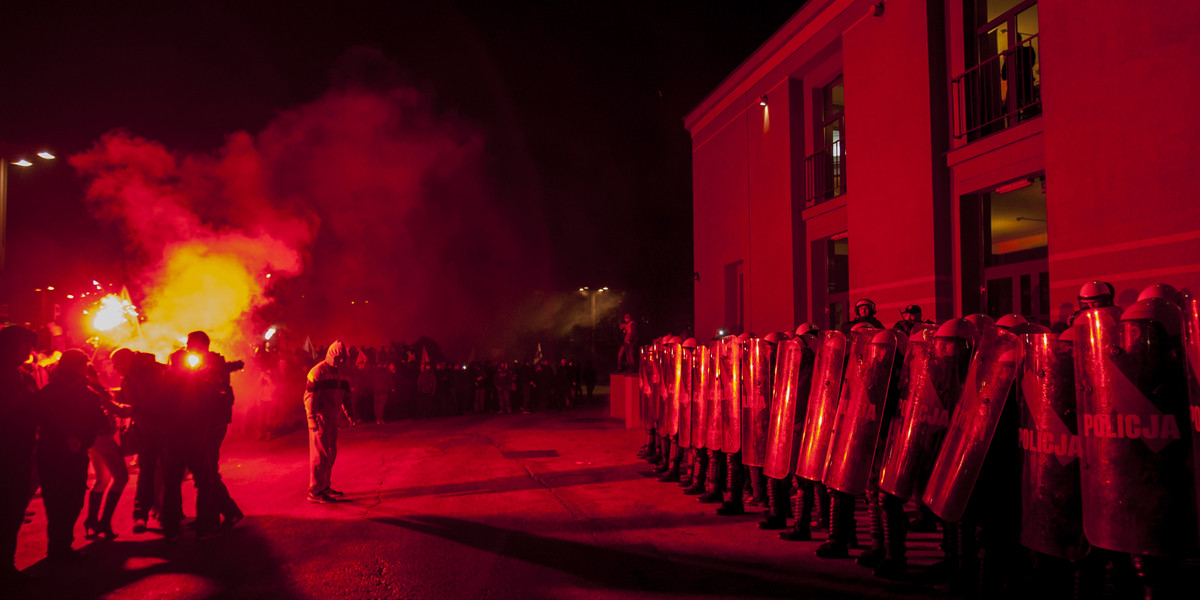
[304,341,352,503]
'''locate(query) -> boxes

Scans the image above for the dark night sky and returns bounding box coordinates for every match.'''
[0,1,804,349]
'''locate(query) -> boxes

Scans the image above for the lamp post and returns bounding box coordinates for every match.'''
[0,148,56,273]
[578,286,608,358]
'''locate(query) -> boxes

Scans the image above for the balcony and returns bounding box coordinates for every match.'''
[953,34,1041,140]
[804,138,845,205]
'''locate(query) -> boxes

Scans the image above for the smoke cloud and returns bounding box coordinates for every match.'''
[71,50,551,361]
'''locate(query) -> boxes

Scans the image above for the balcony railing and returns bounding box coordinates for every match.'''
[804,138,845,205]
[952,34,1041,139]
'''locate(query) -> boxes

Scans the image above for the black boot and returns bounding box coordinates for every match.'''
[816,491,854,558]
[699,450,725,503]
[758,476,787,529]
[716,451,745,515]
[684,450,707,495]
[856,490,885,568]
[929,519,960,581]
[874,492,908,579]
[816,483,831,530]
[653,436,671,473]
[748,466,767,507]
[637,428,655,458]
[678,449,695,488]
[96,488,122,540]
[780,477,813,541]
[84,491,103,538]
[659,437,681,482]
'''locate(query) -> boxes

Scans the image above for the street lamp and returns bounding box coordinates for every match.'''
[0,148,56,272]
[578,286,609,358]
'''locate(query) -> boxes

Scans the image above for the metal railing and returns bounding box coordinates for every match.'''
[804,138,845,205]
[953,34,1041,139]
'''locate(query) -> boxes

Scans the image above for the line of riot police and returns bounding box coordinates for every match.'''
[634,283,1200,599]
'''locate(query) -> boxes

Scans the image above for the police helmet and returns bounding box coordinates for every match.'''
[1078,281,1115,305]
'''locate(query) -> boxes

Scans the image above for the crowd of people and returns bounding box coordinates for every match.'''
[1,328,246,583]
[259,344,602,426]
[636,281,1199,599]
[0,321,604,580]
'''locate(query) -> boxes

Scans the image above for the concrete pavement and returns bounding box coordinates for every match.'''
[12,400,954,599]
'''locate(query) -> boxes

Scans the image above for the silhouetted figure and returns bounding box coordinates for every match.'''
[618,314,638,372]
[1,326,38,581]
[36,349,108,561]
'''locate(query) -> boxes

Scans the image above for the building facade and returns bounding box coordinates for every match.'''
[686,0,1200,336]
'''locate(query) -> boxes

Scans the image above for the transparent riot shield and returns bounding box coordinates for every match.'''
[1073,302,1196,557]
[765,337,817,479]
[678,346,695,448]
[638,347,650,428]
[1185,290,1200,540]
[657,345,667,434]
[878,333,972,500]
[706,340,725,452]
[1017,333,1087,561]
[741,338,775,467]
[822,329,898,495]
[692,345,711,450]
[659,342,678,436]
[796,331,849,482]
[721,337,743,453]
[923,326,1023,522]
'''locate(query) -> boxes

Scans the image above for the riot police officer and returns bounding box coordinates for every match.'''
[844,298,885,332]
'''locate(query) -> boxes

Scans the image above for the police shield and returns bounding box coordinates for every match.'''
[678,345,696,448]
[659,342,678,436]
[879,340,952,499]
[692,344,712,450]
[822,329,899,495]
[1073,301,1196,557]
[637,347,651,428]
[1185,290,1200,538]
[796,331,849,482]
[741,338,775,467]
[706,340,725,452]
[721,337,744,453]
[1018,333,1087,561]
[764,337,817,479]
[923,326,1023,522]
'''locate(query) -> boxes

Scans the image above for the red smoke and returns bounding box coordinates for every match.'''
[71,57,550,360]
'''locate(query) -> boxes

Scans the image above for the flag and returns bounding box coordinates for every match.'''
[533,342,543,364]
[303,336,317,360]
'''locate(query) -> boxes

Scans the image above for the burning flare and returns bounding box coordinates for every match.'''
[92,294,139,332]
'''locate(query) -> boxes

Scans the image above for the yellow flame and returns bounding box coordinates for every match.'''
[186,353,201,368]
[92,294,138,332]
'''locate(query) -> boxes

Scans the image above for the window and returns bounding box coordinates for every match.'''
[954,0,1040,138]
[805,77,846,204]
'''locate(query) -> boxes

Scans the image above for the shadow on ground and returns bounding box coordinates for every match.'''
[372,513,939,598]
[372,462,647,500]
[9,522,303,600]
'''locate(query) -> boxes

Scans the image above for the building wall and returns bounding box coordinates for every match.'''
[747,79,797,336]
[1040,0,1200,312]
[692,107,750,338]
[842,0,950,321]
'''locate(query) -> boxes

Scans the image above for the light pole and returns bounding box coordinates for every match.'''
[0,148,56,273]
[578,286,608,358]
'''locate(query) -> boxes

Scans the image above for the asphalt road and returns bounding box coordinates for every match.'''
[12,399,954,599]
